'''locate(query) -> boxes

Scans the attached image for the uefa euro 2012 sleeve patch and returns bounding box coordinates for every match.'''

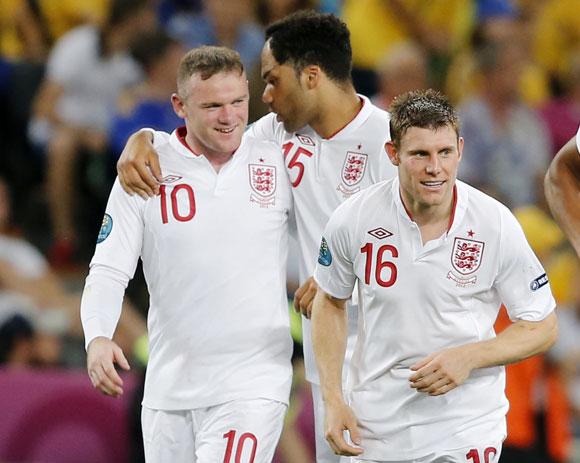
[97,213,113,243]
[318,237,332,266]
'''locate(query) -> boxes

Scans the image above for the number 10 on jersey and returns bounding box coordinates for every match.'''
[159,184,196,224]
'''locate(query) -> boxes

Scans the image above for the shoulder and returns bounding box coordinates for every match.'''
[461,180,515,226]
[335,178,394,219]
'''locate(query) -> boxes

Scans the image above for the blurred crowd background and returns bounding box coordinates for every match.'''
[0,0,579,462]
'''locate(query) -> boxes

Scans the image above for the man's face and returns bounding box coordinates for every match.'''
[172,70,249,157]
[261,41,313,133]
[387,125,463,212]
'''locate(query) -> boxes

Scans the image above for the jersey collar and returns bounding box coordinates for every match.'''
[392,177,468,236]
[324,94,375,141]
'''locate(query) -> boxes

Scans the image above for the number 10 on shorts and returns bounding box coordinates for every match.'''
[223,429,258,463]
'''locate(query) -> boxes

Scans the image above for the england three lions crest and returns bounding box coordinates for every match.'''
[337,152,368,197]
[249,164,276,207]
[452,238,484,275]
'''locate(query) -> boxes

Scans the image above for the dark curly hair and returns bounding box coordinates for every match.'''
[265,10,352,83]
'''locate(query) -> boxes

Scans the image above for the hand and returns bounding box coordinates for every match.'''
[324,399,363,457]
[409,345,474,396]
[87,336,130,397]
[294,276,318,319]
[117,130,162,198]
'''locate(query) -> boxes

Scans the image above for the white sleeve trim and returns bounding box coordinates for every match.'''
[80,264,131,350]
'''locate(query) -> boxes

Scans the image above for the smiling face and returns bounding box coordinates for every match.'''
[260,41,315,133]
[172,70,249,157]
[387,124,463,216]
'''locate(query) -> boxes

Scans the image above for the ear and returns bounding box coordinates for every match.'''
[457,136,464,162]
[303,65,321,90]
[385,141,400,166]
[171,93,186,119]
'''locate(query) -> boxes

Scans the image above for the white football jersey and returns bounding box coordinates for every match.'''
[248,95,397,383]
[82,127,293,410]
[576,124,580,152]
[314,178,556,460]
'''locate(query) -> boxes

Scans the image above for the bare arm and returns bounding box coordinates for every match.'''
[545,136,580,257]
[311,289,362,457]
[32,80,64,124]
[410,312,558,395]
[116,130,162,198]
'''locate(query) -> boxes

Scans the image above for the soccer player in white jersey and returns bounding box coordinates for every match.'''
[545,125,580,257]
[115,11,396,462]
[80,46,293,463]
[312,90,559,462]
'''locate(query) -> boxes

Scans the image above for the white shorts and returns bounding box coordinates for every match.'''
[352,442,502,463]
[142,399,287,463]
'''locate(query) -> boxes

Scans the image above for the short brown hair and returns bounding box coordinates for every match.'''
[388,89,460,148]
[177,46,244,97]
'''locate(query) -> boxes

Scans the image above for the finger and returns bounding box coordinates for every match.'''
[148,153,163,183]
[430,382,457,396]
[99,364,124,396]
[90,366,118,396]
[126,168,157,197]
[410,354,434,371]
[305,300,313,319]
[416,376,449,393]
[409,362,438,382]
[117,172,134,196]
[348,419,362,446]
[114,346,131,371]
[135,162,160,195]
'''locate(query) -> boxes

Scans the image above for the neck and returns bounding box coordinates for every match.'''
[309,83,361,138]
[185,133,235,173]
[401,186,456,242]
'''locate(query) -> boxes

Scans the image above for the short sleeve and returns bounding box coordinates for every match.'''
[313,203,357,299]
[90,178,145,278]
[495,207,556,321]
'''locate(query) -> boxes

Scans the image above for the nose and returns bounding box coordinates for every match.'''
[262,86,272,104]
[218,105,234,124]
[425,154,441,175]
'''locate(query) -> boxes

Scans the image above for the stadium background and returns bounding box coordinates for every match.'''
[0,0,578,461]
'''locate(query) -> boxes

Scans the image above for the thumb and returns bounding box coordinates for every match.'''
[114,346,131,371]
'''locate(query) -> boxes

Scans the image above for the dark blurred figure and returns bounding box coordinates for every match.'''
[29,0,155,267]
[109,30,185,161]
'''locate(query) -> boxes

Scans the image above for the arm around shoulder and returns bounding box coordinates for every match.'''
[117,129,162,197]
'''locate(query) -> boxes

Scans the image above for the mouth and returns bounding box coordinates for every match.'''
[215,127,236,134]
[421,180,445,189]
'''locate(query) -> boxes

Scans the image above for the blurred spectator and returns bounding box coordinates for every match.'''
[342,0,473,95]
[371,41,428,111]
[0,177,146,360]
[550,274,580,454]
[458,40,550,208]
[539,52,580,153]
[166,0,263,71]
[445,2,550,107]
[109,30,185,159]
[29,0,155,266]
[0,0,50,62]
[496,307,572,463]
[255,0,316,25]
[532,0,580,93]
[0,310,37,367]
